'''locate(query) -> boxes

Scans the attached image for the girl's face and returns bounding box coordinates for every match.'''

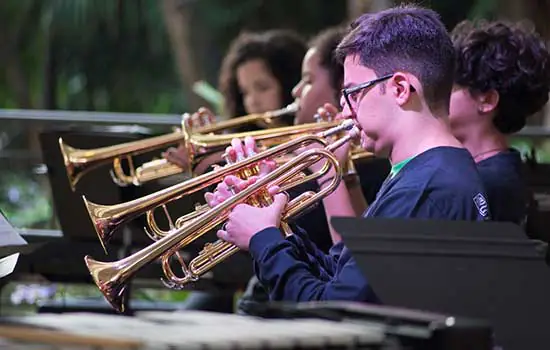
[292,48,338,124]
[236,59,283,115]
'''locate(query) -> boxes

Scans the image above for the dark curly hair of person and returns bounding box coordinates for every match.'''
[452,19,550,133]
[308,26,347,102]
[218,29,306,129]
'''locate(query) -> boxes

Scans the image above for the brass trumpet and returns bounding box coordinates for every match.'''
[59,102,298,191]
[84,120,360,313]
[82,119,348,251]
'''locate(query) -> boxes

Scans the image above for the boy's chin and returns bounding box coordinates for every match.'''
[360,132,369,148]
[360,133,378,154]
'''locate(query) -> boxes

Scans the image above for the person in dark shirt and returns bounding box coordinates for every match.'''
[161,29,308,313]
[235,28,348,313]
[313,19,550,231]
[449,20,550,225]
[205,4,491,303]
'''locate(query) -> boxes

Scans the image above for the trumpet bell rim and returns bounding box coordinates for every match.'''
[58,137,78,191]
[84,255,128,314]
[82,196,110,255]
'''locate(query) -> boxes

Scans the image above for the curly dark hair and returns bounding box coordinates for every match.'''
[218,29,306,129]
[308,26,347,102]
[452,19,550,133]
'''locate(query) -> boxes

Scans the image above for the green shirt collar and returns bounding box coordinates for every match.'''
[389,156,414,178]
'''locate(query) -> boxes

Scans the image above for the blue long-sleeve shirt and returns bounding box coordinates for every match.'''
[248,147,491,302]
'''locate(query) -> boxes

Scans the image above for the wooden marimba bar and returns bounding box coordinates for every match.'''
[0,302,494,350]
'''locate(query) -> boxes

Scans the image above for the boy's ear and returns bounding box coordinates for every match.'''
[391,72,415,106]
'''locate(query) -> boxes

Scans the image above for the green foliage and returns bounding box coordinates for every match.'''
[467,0,499,19]
[0,173,52,229]
[189,0,347,87]
[0,0,350,114]
[510,138,550,163]
[193,81,225,116]
[0,0,185,114]
[50,0,184,113]
[404,0,499,29]
[408,0,475,29]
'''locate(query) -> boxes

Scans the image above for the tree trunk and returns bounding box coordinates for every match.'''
[160,0,203,111]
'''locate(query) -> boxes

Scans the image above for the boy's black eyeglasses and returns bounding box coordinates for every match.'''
[342,74,416,112]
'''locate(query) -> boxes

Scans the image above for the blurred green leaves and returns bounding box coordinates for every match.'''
[0,173,52,228]
[0,0,185,114]
[468,0,499,19]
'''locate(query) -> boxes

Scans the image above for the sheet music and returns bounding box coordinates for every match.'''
[0,211,27,247]
[0,253,20,278]
[0,210,27,277]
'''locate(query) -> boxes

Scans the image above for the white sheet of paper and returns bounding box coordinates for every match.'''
[0,253,20,278]
[0,211,27,277]
[0,212,27,247]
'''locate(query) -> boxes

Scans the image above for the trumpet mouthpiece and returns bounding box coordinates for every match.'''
[341,119,356,130]
[271,101,300,117]
[288,100,300,112]
[348,125,361,139]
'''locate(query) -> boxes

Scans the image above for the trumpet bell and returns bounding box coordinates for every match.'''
[84,255,128,313]
[59,139,89,191]
[61,104,299,190]
[83,197,131,253]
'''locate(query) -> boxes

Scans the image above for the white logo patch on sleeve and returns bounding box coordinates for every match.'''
[473,193,489,217]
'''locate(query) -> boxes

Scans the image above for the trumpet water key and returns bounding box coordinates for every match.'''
[83,120,360,313]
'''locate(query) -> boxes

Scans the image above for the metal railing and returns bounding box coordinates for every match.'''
[0,109,550,144]
[0,109,183,125]
[1,108,549,138]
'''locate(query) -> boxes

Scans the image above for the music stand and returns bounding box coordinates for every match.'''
[523,161,550,244]
[36,125,174,314]
[39,125,157,244]
[332,217,550,350]
[0,210,39,279]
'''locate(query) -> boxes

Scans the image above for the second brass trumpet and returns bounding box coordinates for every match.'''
[59,103,299,191]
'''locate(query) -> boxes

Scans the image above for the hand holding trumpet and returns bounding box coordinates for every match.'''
[203,107,360,250]
[205,136,283,250]
[213,180,287,251]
